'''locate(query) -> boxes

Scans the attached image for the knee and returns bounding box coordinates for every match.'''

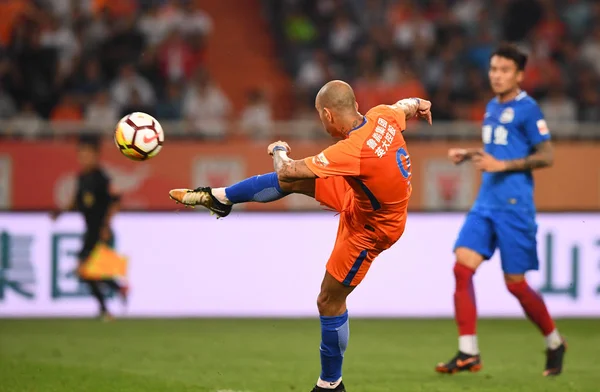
[505,274,527,295]
[317,290,345,316]
[455,247,484,271]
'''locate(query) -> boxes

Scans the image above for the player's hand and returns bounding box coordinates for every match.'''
[472,151,507,172]
[448,148,468,164]
[267,141,291,156]
[100,225,112,242]
[416,99,432,125]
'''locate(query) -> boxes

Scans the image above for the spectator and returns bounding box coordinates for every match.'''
[155,81,184,120]
[0,83,16,119]
[158,30,197,82]
[183,69,231,139]
[328,13,361,64]
[85,89,119,133]
[71,58,106,97]
[50,92,83,124]
[120,89,154,118]
[580,25,600,76]
[539,85,578,135]
[578,85,600,122]
[110,63,155,112]
[9,101,44,139]
[296,49,338,99]
[180,1,213,37]
[240,89,273,141]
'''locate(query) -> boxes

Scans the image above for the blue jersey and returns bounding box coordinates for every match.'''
[473,91,551,211]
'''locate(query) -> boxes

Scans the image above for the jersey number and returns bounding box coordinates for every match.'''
[396,148,411,179]
[483,125,508,145]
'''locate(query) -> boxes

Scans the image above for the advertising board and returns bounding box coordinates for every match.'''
[1,212,598,318]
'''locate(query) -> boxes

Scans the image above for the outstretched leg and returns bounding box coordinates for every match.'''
[169,172,316,217]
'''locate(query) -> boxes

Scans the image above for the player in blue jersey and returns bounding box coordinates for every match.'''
[435,43,566,376]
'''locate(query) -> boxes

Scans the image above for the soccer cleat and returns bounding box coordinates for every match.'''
[435,351,482,374]
[311,381,346,391]
[543,341,567,376]
[169,187,232,218]
[98,311,115,322]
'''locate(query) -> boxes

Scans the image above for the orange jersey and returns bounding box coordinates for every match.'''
[305,104,412,242]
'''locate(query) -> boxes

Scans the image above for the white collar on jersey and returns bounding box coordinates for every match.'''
[495,90,528,104]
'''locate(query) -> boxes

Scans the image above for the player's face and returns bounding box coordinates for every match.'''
[488,55,523,95]
[78,146,99,170]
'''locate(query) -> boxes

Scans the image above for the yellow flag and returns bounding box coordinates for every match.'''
[79,244,128,280]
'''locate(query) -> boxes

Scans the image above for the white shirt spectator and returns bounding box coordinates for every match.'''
[85,98,119,133]
[40,21,80,73]
[110,70,156,111]
[240,101,273,140]
[580,28,600,76]
[393,16,435,49]
[452,0,482,26]
[329,17,360,55]
[183,83,231,138]
[181,8,213,36]
[9,107,44,140]
[139,10,169,46]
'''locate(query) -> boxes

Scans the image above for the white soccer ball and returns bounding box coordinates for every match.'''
[114,112,164,161]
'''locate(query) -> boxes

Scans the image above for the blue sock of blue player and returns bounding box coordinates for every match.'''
[222,172,289,204]
[317,311,349,388]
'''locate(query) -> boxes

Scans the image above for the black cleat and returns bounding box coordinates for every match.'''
[168,187,232,218]
[311,381,346,391]
[544,341,567,376]
[435,351,482,374]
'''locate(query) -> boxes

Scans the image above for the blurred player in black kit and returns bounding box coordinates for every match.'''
[52,135,128,321]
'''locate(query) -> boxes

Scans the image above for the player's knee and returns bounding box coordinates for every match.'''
[504,273,526,286]
[455,247,484,270]
[317,290,346,317]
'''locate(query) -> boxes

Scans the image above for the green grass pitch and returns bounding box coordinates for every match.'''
[1,318,599,392]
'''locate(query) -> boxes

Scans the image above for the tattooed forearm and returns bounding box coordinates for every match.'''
[394,98,421,120]
[272,150,292,177]
[504,141,554,171]
[272,150,317,181]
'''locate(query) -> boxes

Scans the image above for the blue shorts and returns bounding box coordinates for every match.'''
[454,208,539,274]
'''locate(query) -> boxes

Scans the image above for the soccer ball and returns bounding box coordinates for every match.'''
[114,112,164,161]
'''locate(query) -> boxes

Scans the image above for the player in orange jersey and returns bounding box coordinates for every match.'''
[169,80,432,391]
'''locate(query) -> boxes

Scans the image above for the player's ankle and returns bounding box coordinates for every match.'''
[317,377,342,389]
[545,329,562,350]
[459,335,480,355]
[211,187,232,205]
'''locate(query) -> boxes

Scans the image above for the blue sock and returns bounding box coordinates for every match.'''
[224,172,289,204]
[319,311,349,382]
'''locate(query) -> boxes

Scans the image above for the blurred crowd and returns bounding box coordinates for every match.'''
[264,0,600,135]
[0,0,220,139]
[1,0,599,140]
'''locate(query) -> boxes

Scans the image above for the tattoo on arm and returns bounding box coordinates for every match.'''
[272,150,292,175]
[394,98,420,120]
[272,151,316,181]
[504,141,554,171]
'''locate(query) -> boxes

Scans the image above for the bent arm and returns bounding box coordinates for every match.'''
[503,140,554,171]
[272,148,317,182]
